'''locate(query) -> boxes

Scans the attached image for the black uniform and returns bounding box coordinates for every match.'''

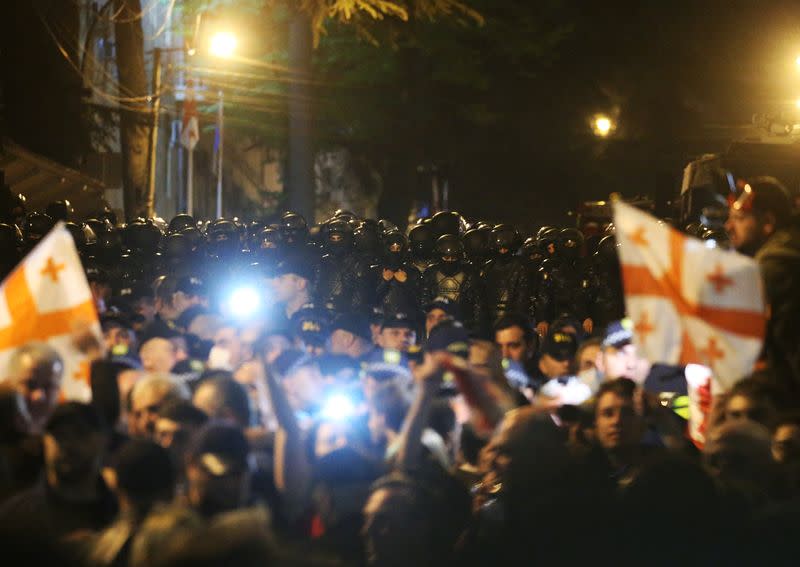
[482,225,530,323]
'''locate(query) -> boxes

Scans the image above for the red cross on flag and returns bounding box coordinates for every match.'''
[613,200,766,391]
[0,223,101,401]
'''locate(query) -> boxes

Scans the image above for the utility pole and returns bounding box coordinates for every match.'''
[216,89,224,218]
[146,47,162,218]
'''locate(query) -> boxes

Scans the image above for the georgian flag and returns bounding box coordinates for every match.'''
[180,96,200,151]
[0,224,101,401]
[613,201,767,445]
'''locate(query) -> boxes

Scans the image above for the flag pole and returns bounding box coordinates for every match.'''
[216,89,224,219]
[186,146,194,216]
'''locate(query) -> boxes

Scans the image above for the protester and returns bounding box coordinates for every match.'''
[128,375,190,439]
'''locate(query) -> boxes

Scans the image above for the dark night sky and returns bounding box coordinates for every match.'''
[3,0,800,227]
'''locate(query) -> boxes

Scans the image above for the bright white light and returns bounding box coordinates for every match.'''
[228,286,260,318]
[796,55,800,68]
[210,32,237,58]
[795,98,800,109]
[594,116,613,137]
[320,394,356,421]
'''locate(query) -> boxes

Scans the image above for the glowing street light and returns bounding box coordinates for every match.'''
[592,114,615,137]
[210,31,237,58]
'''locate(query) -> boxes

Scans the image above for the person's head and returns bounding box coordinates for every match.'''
[377,314,417,351]
[538,331,577,379]
[494,314,535,363]
[594,378,642,454]
[185,422,251,518]
[192,374,251,428]
[367,382,410,447]
[209,324,244,371]
[43,403,108,491]
[424,297,459,337]
[154,275,180,321]
[772,413,800,466]
[704,420,774,501]
[155,399,209,473]
[172,276,209,317]
[110,440,175,519]
[282,356,325,412]
[725,177,793,256]
[329,312,373,357]
[270,255,313,312]
[597,321,641,380]
[575,337,602,373]
[7,342,64,434]
[363,474,460,567]
[254,329,292,366]
[130,375,190,439]
[140,337,177,374]
[722,377,780,431]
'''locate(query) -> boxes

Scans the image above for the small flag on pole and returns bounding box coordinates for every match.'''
[180,95,199,151]
[0,223,101,401]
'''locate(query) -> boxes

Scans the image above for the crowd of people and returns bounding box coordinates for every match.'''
[0,175,800,566]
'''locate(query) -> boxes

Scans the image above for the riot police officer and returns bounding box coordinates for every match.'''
[315,219,372,313]
[590,235,625,332]
[408,222,435,274]
[422,234,487,335]
[482,224,531,324]
[536,228,594,336]
[374,231,422,315]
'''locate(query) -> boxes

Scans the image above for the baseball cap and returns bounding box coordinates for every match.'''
[540,330,578,362]
[425,319,470,359]
[186,422,250,477]
[424,296,461,319]
[361,348,413,382]
[603,319,634,349]
[380,311,417,331]
[291,303,330,347]
[331,312,372,342]
[274,251,315,281]
[175,274,208,297]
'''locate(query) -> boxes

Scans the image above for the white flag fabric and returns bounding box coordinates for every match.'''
[613,201,766,392]
[0,223,100,401]
[180,97,200,151]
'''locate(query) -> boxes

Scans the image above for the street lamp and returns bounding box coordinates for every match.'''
[592,114,615,137]
[210,32,237,58]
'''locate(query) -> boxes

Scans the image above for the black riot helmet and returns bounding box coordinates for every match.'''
[491,224,520,257]
[281,211,308,246]
[436,234,464,276]
[522,236,543,265]
[86,218,111,237]
[383,230,408,269]
[46,200,73,223]
[168,213,195,234]
[22,212,55,247]
[333,209,358,224]
[180,226,204,252]
[537,227,559,257]
[124,219,162,255]
[558,228,584,260]
[95,228,124,266]
[65,222,88,251]
[324,219,354,254]
[162,232,193,262]
[206,219,241,259]
[254,226,283,261]
[378,219,398,235]
[0,223,22,254]
[1,192,27,225]
[431,211,464,239]
[462,227,490,264]
[595,235,619,263]
[354,223,382,262]
[408,223,434,259]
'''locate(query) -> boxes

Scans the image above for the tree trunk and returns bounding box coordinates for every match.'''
[287,9,314,221]
[113,0,149,220]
